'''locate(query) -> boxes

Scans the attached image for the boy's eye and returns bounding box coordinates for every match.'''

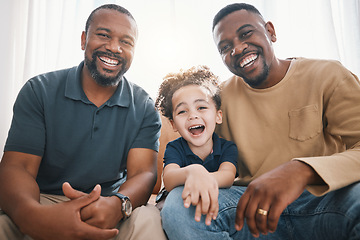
[198,106,207,110]
[177,110,186,115]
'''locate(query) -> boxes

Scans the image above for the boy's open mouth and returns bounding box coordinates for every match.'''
[188,125,205,135]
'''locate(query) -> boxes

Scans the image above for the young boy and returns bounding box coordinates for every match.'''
[155,65,238,226]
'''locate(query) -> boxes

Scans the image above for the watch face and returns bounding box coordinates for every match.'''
[124,200,132,216]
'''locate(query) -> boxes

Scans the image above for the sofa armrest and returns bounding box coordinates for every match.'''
[152,115,180,194]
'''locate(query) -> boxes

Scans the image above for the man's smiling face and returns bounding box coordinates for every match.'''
[213,10,276,89]
[81,9,137,86]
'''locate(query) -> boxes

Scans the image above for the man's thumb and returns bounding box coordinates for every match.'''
[75,184,101,207]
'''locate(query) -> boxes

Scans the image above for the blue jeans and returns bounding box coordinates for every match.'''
[161,183,360,240]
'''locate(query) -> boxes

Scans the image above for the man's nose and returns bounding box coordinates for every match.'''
[231,41,248,57]
[106,39,123,54]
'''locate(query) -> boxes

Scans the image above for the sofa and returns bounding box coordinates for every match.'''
[149,115,180,204]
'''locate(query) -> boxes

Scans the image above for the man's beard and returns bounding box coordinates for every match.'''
[85,51,127,87]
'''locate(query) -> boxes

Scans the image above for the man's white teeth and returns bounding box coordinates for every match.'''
[240,55,258,68]
[99,56,119,66]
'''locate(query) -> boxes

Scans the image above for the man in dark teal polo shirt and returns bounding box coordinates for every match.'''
[0,4,166,240]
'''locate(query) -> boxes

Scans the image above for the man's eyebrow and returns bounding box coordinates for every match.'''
[95,27,135,41]
[217,24,253,48]
[236,24,253,34]
[96,27,111,32]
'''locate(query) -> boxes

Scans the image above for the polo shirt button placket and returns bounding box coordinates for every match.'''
[93,109,100,135]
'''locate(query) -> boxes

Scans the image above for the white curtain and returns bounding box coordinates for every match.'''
[1,0,359,149]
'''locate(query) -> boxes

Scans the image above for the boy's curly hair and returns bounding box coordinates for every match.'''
[155,65,221,120]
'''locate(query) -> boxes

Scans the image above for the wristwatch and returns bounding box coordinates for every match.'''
[113,193,132,219]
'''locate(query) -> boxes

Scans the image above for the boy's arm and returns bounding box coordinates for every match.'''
[210,162,237,188]
[163,163,219,206]
[163,163,220,225]
[163,163,190,192]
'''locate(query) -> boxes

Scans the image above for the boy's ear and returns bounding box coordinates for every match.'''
[216,110,223,124]
[170,119,178,132]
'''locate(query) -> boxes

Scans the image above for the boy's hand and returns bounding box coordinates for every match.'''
[181,164,219,225]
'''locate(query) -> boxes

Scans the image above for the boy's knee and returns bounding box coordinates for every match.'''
[161,187,184,218]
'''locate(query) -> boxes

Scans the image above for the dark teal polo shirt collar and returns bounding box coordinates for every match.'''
[64,61,130,108]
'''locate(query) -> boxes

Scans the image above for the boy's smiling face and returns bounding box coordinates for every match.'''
[171,85,222,153]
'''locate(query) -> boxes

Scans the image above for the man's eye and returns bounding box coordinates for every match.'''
[121,40,134,47]
[220,44,231,54]
[240,30,252,38]
[97,33,109,38]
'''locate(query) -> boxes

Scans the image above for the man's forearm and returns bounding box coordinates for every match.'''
[117,171,157,208]
[0,164,41,230]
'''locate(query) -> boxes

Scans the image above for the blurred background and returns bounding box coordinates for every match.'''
[0,0,359,149]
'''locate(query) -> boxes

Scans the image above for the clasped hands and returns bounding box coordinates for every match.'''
[21,182,121,240]
[62,182,124,229]
[42,182,120,240]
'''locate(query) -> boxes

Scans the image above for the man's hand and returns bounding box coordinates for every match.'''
[181,165,219,226]
[235,161,318,237]
[63,182,123,229]
[23,184,118,240]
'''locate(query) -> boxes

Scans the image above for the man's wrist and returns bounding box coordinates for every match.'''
[293,160,324,185]
[112,193,132,220]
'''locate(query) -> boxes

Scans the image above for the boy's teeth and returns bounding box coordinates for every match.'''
[189,125,202,130]
[189,125,205,135]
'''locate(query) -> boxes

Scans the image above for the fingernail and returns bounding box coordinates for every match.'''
[252,233,259,238]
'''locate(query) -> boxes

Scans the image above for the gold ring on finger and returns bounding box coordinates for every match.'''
[257,208,268,216]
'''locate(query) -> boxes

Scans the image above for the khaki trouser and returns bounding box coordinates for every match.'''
[0,194,167,240]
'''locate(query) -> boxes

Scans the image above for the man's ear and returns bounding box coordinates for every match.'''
[81,31,86,50]
[216,110,223,124]
[170,119,178,132]
[265,21,277,43]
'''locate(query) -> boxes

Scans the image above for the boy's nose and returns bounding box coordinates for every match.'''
[188,114,199,120]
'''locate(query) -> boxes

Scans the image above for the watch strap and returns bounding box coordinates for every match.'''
[113,192,129,201]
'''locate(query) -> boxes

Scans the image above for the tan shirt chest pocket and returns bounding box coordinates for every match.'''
[288,105,322,141]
